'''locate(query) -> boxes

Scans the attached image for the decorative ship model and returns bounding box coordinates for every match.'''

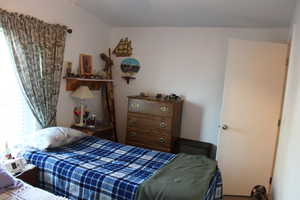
[113,38,133,57]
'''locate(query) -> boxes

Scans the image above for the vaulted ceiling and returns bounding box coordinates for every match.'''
[75,0,296,27]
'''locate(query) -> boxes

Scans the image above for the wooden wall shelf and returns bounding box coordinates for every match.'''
[122,76,136,84]
[64,77,113,91]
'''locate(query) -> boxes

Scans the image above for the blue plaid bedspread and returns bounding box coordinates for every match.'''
[205,169,223,200]
[23,136,223,200]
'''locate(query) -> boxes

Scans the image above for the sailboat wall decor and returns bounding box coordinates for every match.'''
[113,38,133,57]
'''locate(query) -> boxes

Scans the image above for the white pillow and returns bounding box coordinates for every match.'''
[26,127,87,150]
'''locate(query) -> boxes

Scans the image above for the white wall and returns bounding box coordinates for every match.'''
[0,0,111,126]
[0,0,291,146]
[272,1,300,199]
[110,27,289,144]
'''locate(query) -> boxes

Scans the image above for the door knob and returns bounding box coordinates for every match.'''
[221,124,229,130]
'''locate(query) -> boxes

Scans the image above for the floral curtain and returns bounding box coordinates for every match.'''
[0,8,67,128]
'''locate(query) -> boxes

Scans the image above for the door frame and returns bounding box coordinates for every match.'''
[269,29,294,195]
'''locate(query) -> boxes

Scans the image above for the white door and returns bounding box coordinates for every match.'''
[218,39,288,196]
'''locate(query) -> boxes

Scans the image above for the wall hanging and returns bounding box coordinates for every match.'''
[113,38,133,57]
[120,58,141,84]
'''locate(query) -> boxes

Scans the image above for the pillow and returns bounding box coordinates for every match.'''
[0,167,23,193]
[27,127,87,150]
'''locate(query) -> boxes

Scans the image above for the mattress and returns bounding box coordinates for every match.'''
[23,136,223,200]
[0,182,68,200]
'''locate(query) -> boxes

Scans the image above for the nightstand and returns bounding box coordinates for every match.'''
[15,164,39,187]
[71,122,116,141]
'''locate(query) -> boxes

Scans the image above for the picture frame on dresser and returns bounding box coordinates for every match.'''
[125,96,183,153]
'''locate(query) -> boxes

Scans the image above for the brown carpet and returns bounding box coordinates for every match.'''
[224,196,251,200]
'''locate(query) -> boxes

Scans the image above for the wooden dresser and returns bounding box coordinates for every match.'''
[126,96,183,152]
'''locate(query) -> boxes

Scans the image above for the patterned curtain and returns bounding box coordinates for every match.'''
[0,9,67,128]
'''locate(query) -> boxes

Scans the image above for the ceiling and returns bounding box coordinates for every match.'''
[75,0,296,27]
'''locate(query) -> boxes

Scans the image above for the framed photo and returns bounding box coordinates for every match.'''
[80,54,93,76]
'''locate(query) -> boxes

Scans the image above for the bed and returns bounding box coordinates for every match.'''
[0,181,68,200]
[23,136,223,200]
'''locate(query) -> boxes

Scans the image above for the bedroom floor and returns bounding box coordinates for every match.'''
[224,196,251,200]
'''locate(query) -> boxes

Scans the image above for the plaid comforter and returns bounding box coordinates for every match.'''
[23,137,223,200]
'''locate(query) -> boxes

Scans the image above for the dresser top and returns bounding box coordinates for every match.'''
[128,95,184,103]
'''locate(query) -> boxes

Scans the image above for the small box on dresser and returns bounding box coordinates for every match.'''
[126,96,183,153]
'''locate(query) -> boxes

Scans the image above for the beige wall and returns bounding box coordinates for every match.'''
[0,0,112,126]
[272,1,300,199]
[110,27,289,144]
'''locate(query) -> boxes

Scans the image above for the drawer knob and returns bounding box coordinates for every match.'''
[159,138,166,143]
[160,106,168,112]
[160,122,167,128]
[129,132,137,137]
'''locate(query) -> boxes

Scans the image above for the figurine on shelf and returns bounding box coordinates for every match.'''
[64,62,78,78]
[65,62,73,77]
[66,73,76,78]
[82,74,92,79]
[100,53,114,79]
[156,93,163,99]
[140,92,146,97]
[94,75,105,79]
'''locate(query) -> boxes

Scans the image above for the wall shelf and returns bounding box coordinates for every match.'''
[122,76,136,84]
[64,77,113,91]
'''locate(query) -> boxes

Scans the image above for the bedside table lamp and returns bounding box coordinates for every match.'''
[72,86,94,127]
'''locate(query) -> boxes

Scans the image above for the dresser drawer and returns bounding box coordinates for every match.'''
[127,113,172,132]
[126,128,171,150]
[128,99,173,117]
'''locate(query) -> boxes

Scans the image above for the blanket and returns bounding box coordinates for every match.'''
[137,153,217,200]
[23,137,222,200]
[0,182,68,200]
[23,137,175,200]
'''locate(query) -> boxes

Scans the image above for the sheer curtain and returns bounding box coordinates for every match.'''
[0,30,37,155]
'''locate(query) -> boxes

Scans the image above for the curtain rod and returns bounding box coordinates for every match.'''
[0,8,73,34]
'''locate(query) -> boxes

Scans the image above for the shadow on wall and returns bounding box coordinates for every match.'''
[181,100,204,140]
[180,100,218,158]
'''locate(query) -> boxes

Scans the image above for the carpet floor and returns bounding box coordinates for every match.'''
[224,196,251,200]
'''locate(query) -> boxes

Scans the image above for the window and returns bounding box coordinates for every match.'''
[0,30,37,156]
